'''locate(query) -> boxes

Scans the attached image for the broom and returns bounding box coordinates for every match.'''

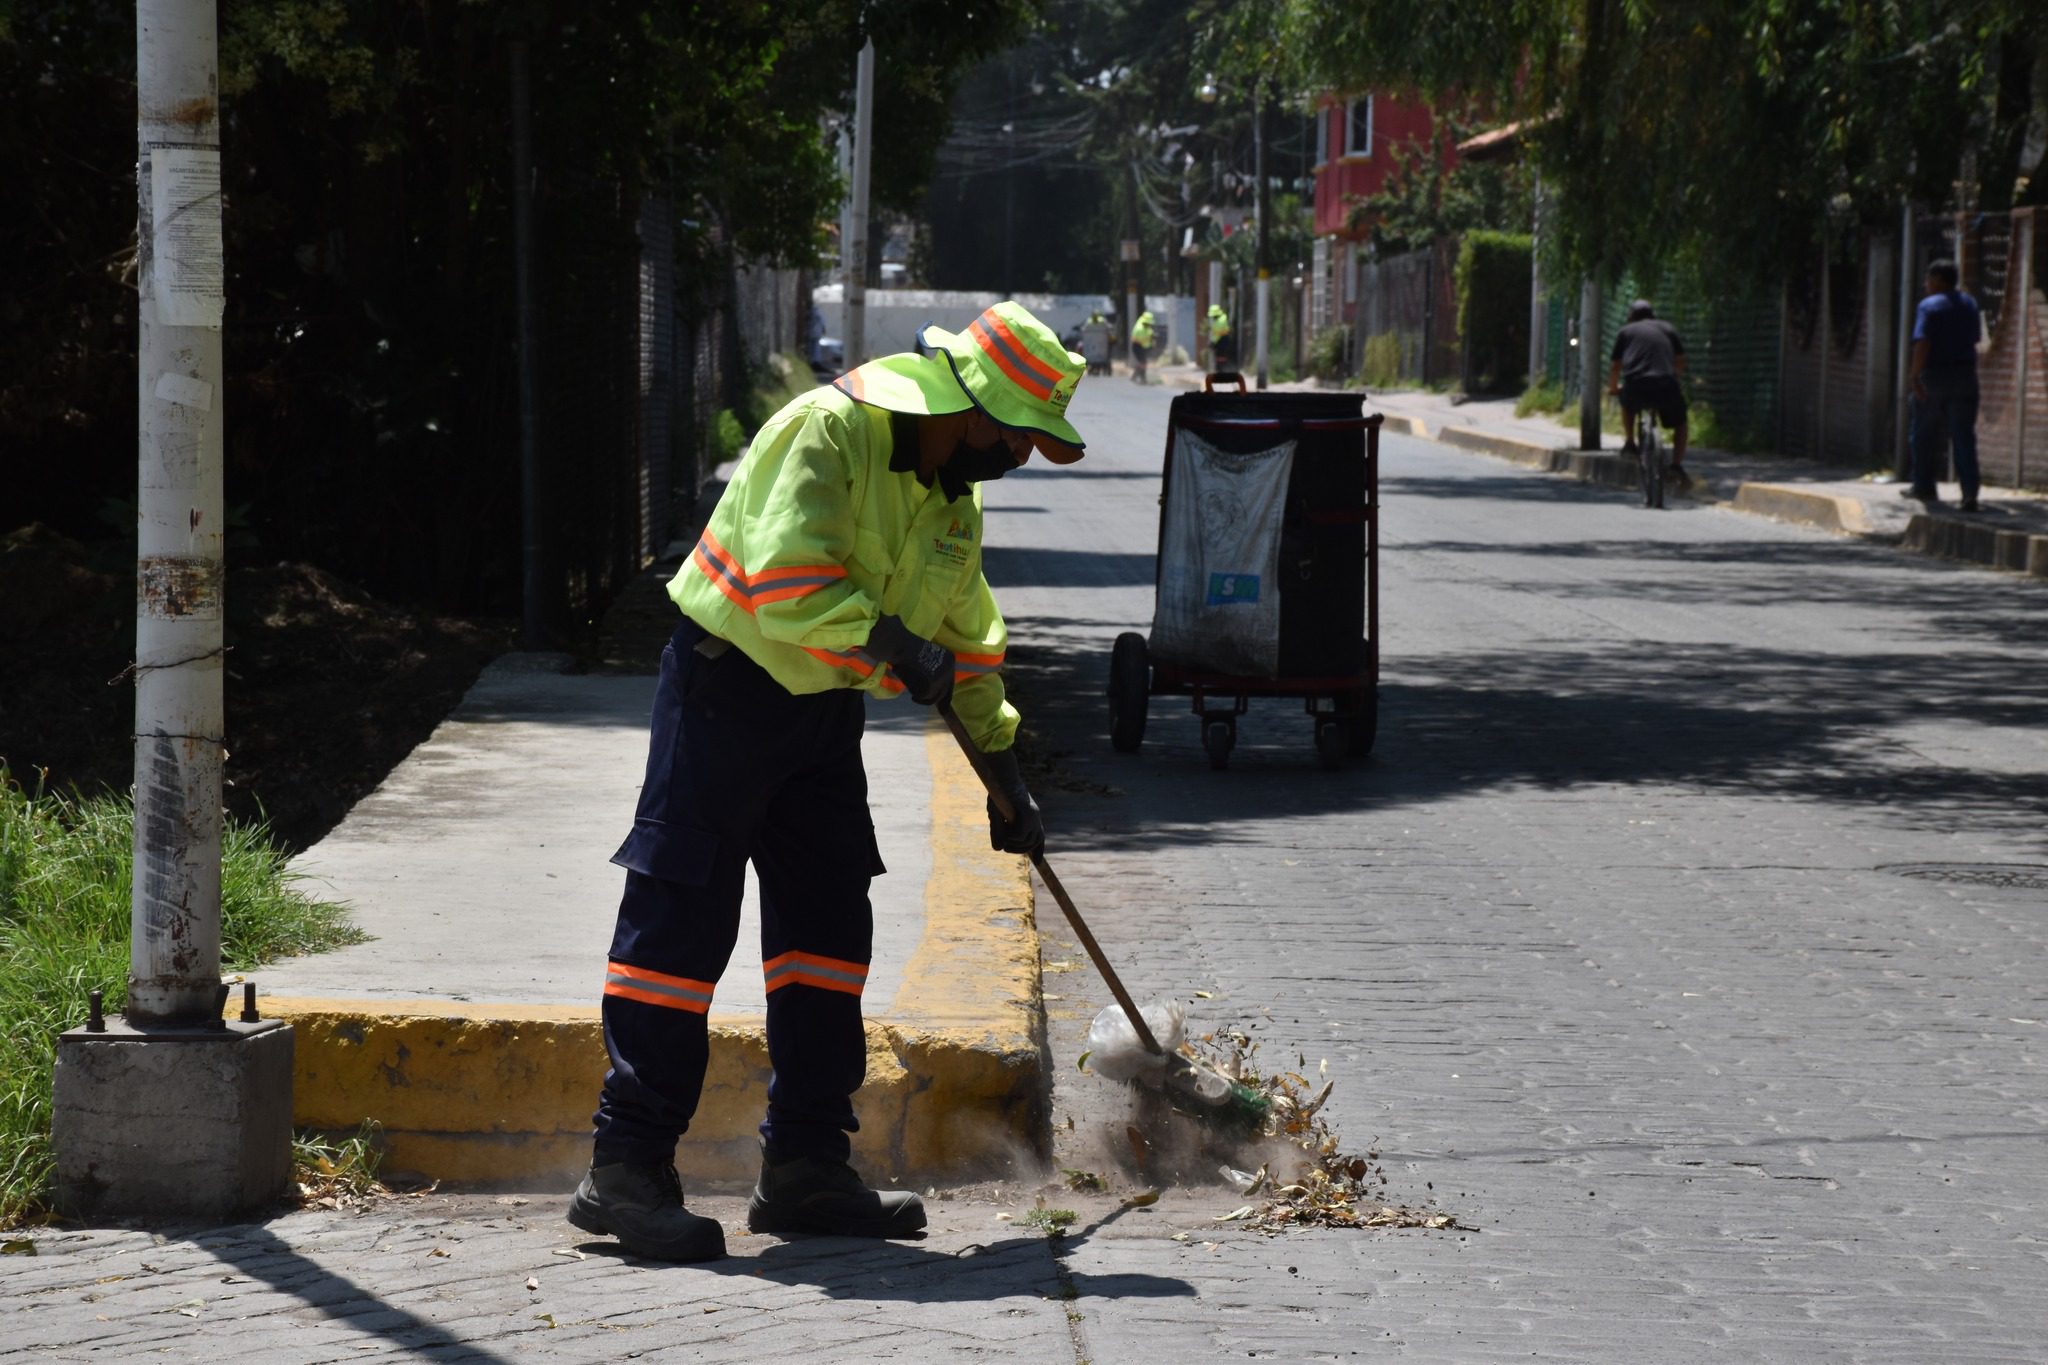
[936,701,1270,1133]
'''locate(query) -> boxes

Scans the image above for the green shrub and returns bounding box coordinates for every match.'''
[1361,333,1403,389]
[1454,231,1533,394]
[1688,399,1762,453]
[1514,378,1567,417]
[1307,327,1350,382]
[713,409,747,463]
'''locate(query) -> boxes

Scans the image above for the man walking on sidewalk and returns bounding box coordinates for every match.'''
[566,301,1086,1263]
[1906,257,1983,512]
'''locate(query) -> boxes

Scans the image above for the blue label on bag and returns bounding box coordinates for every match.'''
[1206,573,1260,605]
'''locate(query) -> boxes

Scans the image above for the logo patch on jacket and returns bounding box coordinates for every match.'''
[932,537,970,567]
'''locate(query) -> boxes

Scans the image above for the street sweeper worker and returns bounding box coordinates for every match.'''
[568,300,1088,1264]
[1130,310,1155,384]
[1207,302,1234,369]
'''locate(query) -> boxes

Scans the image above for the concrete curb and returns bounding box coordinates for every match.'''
[1732,483,1875,536]
[1396,408,2048,579]
[1435,425,1643,492]
[1903,511,2048,577]
[263,719,1046,1187]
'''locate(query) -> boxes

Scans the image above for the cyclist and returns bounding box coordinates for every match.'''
[1607,299,1691,488]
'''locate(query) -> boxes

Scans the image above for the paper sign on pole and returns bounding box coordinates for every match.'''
[149,146,225,329]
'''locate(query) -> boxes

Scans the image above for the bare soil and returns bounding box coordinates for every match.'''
[1,522,515,852]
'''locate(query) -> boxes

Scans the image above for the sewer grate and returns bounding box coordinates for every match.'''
[1882,863,2048,892]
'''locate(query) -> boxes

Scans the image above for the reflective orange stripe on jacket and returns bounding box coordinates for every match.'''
[762,950,869,997]
[803,645,906,694]
[953,649,1004,684]
[604,960,715,1014]
[692,530,847,613]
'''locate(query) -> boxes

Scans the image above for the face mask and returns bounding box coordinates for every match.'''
[937,436,1021,501]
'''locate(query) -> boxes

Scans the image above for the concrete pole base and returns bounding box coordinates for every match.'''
[52,1019,294,1222]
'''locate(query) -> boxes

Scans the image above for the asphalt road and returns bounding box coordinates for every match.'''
[988,376,2048,1362]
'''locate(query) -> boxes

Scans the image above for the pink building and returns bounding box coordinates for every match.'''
[1307,93,1453,330]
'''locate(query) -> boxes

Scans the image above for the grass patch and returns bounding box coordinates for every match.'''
[746,351,820,427]
[1514,378,1567,418]
[0,767,365,1225]
[1360,333,1402,390]
[1021,1204,1078,1236]
[293,1121,389,1208]
[1540,391,1627,436]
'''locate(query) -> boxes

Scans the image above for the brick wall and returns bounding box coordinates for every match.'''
[1975,206,2048,491]
[1779,237,1885,466]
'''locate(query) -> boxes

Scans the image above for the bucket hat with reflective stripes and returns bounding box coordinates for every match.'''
[831,300,1086,462]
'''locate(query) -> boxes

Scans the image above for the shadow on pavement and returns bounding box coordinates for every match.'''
[1386,473,1625,504]
[582,1229,1195,1302]
[1002,602,2048,853]
[983,545,1157,589]
[201,1225,521,1364]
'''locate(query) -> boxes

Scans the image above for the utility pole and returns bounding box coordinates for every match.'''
[1254,88,1271,390]
[1578,277,1603,449]
[53,0,293,1222]
[1576,0,1610,451]
[845,36,875,367]
[130,0,226,1030]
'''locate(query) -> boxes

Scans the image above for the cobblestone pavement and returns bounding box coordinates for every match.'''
[7,380,2046,1361]
[996,383,2048,1361]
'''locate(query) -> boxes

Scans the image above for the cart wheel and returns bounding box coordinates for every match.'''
[1108,633,1150,753]
[1202,720,1234,771]
[1339,688,1378,756]
[1314,720,1347,771]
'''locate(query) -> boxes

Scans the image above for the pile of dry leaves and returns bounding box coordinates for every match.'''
[1192,1026,1473,1235]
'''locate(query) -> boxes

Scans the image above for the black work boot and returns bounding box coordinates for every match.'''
[746,1152,926,1238]
[567,1160,725,1262]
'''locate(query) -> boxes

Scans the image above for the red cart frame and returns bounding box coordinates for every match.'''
[1109,376,1381,769]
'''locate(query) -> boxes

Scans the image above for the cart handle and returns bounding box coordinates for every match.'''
[1203,371,1247,393]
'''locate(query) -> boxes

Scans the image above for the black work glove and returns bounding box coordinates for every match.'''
[866,615,953,707]
[982,746,1044,856]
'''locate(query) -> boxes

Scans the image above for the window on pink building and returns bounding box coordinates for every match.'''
[1345,97,1373,158]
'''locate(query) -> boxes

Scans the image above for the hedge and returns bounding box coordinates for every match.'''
[1454,232,1534,395]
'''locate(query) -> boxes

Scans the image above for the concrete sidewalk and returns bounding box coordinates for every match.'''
[1152,361,2048,578]
[251,654,1046,1187]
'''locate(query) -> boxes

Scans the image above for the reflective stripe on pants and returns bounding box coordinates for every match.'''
[591,616,883,1167]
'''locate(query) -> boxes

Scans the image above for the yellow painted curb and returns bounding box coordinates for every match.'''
[1734,482,1872,535]
[267,717,1045,1186]
[1373,412,1432,440]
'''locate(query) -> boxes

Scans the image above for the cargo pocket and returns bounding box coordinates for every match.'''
[611,818,720,887]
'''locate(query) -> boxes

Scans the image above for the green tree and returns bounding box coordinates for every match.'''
[2,0,1030,612]
[1259,0,2048,289]
[1344,110,1535,256]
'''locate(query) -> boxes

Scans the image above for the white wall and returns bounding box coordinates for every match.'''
[814,286,1196,364]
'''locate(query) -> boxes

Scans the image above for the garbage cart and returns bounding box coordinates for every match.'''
[1108,376,1381,770]
[1079,320,1114,376]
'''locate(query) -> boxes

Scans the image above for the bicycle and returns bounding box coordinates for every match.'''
[1635,403,1665,509]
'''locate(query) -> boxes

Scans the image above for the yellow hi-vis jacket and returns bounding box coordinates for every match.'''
[668,385,1020,754]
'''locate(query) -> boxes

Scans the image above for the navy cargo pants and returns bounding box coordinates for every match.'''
[592,616,882,1167]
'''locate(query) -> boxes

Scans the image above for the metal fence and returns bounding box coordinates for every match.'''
[546,194,806,627]
[1354,243,1460,387]
[1546,279,1780,454]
